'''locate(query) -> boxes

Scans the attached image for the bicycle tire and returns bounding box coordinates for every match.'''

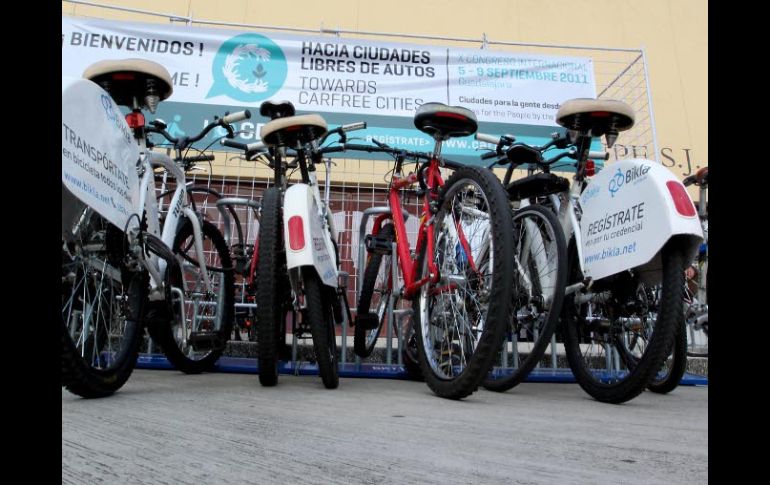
[401,315,424,381]
[355,223,396,358]
[562,239,685,404]
[484,204,567,392]
[147,218,234,374]
[648,315,687,394]
[413,166,514,400]
[303,268,340,389]
[61,211,147,398]
[254,187,290,386]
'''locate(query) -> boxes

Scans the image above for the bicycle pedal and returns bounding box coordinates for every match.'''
[188,331,225,351]
[365,234,394,255]
[355,312,380,330]
[279,344,293,361]
[143,301,172,325]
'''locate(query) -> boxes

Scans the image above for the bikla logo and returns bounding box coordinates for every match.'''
[608,164,651,198]
[100,94,133,146]
[207,33,287,102]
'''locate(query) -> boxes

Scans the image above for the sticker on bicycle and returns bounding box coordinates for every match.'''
[579,159,702,280]
[62,77,140,231]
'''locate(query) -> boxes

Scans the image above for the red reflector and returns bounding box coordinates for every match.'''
[666,181,696,217]
[288,216,305,250]
[125,112,145,129]
[585,160,595,176]
[436,112,468,121]
[590,111,611,117]
[112,73,135,80]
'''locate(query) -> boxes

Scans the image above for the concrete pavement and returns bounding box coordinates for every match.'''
[62,370,707,484]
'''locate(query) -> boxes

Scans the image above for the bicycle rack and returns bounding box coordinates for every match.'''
[347,206,412,366]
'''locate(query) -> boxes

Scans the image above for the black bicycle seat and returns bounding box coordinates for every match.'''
[414,102,478,140]
[83,59,173,113]
[556,99,635,135]
[259,100,296,120]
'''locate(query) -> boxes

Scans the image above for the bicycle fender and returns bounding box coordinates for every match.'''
[283,184,338,288]
[578,158,703,282]
[62,76,140,232]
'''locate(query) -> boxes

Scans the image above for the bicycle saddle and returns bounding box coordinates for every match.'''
[556,98,635,135]
[414,102,478,140]
[259,100,296,120]
[260,114,328,148]
[83,59,173,113]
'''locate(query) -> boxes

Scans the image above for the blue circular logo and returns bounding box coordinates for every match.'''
[207,33,287,102]
[608,168,625,197]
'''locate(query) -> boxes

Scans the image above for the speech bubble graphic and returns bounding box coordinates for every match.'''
[207,33,287,102]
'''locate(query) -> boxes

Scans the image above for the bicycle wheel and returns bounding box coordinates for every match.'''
[254,187,290,386]
[484,204,567,392]
[648,314,687,394]
[613,283,688,394]
[561,239,685,404]
[401,314,424,381]
[303,268,340,389]
[61,210,147,398]
[147,219,234,374]
[413,166,514,400]
[355,223,396,358]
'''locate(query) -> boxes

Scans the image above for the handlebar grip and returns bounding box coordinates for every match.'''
[184,154,216,163]
[682,175,697,187]
[222,110,251,124]
[588,151,609,160]
[221,138,248,150]
[481,151,499,160]
[341,122,366,132]
[475,133,500,145]
[246,141,266,152]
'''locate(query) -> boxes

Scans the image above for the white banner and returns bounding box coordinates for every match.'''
[62,16,595,126]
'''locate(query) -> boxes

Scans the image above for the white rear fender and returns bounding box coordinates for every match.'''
[579,159,703,282]
[283,184,338,287]
[61,76,140,231]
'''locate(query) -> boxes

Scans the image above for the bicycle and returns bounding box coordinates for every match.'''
[637,166,709,393]
[473,132,588,391]
[237,101,364,389]
[62,59,245,395]
[476,98,703,403]
[350,102,515,400]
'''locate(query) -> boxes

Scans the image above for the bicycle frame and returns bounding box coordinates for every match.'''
[370,156,482,301]
[137,150,213,299]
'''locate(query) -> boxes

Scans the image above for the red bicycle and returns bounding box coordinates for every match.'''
[350,103,515,399]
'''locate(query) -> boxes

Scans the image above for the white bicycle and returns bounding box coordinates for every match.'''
[247,101,364,389]
[62,59,247,397]
[478,98,703,403]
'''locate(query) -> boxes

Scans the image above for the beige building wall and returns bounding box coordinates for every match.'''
[63,0,707,184]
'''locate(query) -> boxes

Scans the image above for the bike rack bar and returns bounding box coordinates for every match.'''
[215,197,260,246]
[551,334,558,369]
[353,206,410,365]
[385,241,397,364]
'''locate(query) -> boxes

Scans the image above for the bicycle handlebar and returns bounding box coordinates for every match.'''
[149,110,253,148]
[475,133,500,145]
[220,138,266,153]
[221,110,251,124]
[341,121,367,132]
[589,151,609,160]
[182,154,215,163]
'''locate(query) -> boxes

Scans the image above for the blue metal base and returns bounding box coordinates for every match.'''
[136,354,708,385]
